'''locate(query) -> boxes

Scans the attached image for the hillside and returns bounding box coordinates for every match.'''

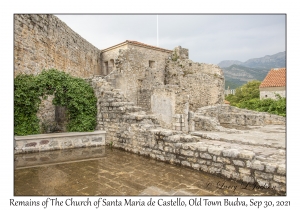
[219,51,286,89]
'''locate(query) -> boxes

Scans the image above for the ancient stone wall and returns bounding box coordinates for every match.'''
[194,105,286,129]
[105,46,171,110]
[165,50,225,113]
[14,14,101,78]
[87,78,286,192]
[101,45,128,76]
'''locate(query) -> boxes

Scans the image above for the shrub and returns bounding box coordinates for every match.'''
[14,69,97,135]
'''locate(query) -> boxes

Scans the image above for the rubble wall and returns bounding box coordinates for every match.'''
[165,55,225,113]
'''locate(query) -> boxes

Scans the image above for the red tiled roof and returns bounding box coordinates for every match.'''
[224,100,230,104]
[101,40,172,53]
[259,68,286,88]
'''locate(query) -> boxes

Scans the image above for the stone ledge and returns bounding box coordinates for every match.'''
[15,130,106,140]
[14,131,106,154]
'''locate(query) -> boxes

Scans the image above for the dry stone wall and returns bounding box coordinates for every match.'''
[14,14,101,78]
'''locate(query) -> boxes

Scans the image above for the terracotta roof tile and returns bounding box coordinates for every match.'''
[259,68,286,88]
[126,40,172,52]
[224,100,230,104]
[101,40,172,53]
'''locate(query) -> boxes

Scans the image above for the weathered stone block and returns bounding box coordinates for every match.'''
[208,166,221,174]
[200,165,208,172]
[251,160,264,171]
[216,157,231,164]
[198,145,208,152]
[207,146,223,156]
[255,171,273,180]
[222,149,239,158]
[273,175,286,184]
[192,163,200,170]
[232,160,245,167]
[256,178,270,188]
[199,152,212,160]
[212,162,223,168]
[180,149,194,156]
[265,163,277,173]
[239,167,251,175]
[181,161,190,167]
[167,135,181,142]
[240,174,255,183]
[238,150,255,160]
[221,169,232,178]
[197,159,207,165]
[277,164,286,175]
[225,165,236,172]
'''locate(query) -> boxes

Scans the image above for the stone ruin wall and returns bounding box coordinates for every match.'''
[195,105,286,129]
[165,49,225,113]
[14,14,101,78]
[13,14,286,192]
[87,77,286,192]
[104,45,171,111]
[100,45,128,76]
[14,14,102,131]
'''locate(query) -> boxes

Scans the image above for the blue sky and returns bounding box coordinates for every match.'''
[56,14,286,65]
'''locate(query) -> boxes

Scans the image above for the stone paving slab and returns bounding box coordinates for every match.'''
[191,125,286,149]
[14,146,283,196]
[191,124,285,161]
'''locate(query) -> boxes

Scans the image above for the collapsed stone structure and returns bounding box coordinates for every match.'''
[14,14,286,192]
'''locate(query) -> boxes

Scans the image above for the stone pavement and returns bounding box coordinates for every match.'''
[191,124,286,164]
[14,146,283,196]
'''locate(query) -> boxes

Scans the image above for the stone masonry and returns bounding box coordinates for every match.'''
[89,77,286,192]
[14,14,101,78]
[14,14,286,193]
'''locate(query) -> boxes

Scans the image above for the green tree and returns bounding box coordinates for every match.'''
[226,80,261,106]
[225,80,286,117]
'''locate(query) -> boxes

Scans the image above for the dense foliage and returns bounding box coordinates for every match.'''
[225,80,286,117]
[14,69,97,135]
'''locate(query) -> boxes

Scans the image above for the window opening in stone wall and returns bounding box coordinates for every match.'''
[149,60,155,68]
[104,61,108,75]
[110,59,114,67]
